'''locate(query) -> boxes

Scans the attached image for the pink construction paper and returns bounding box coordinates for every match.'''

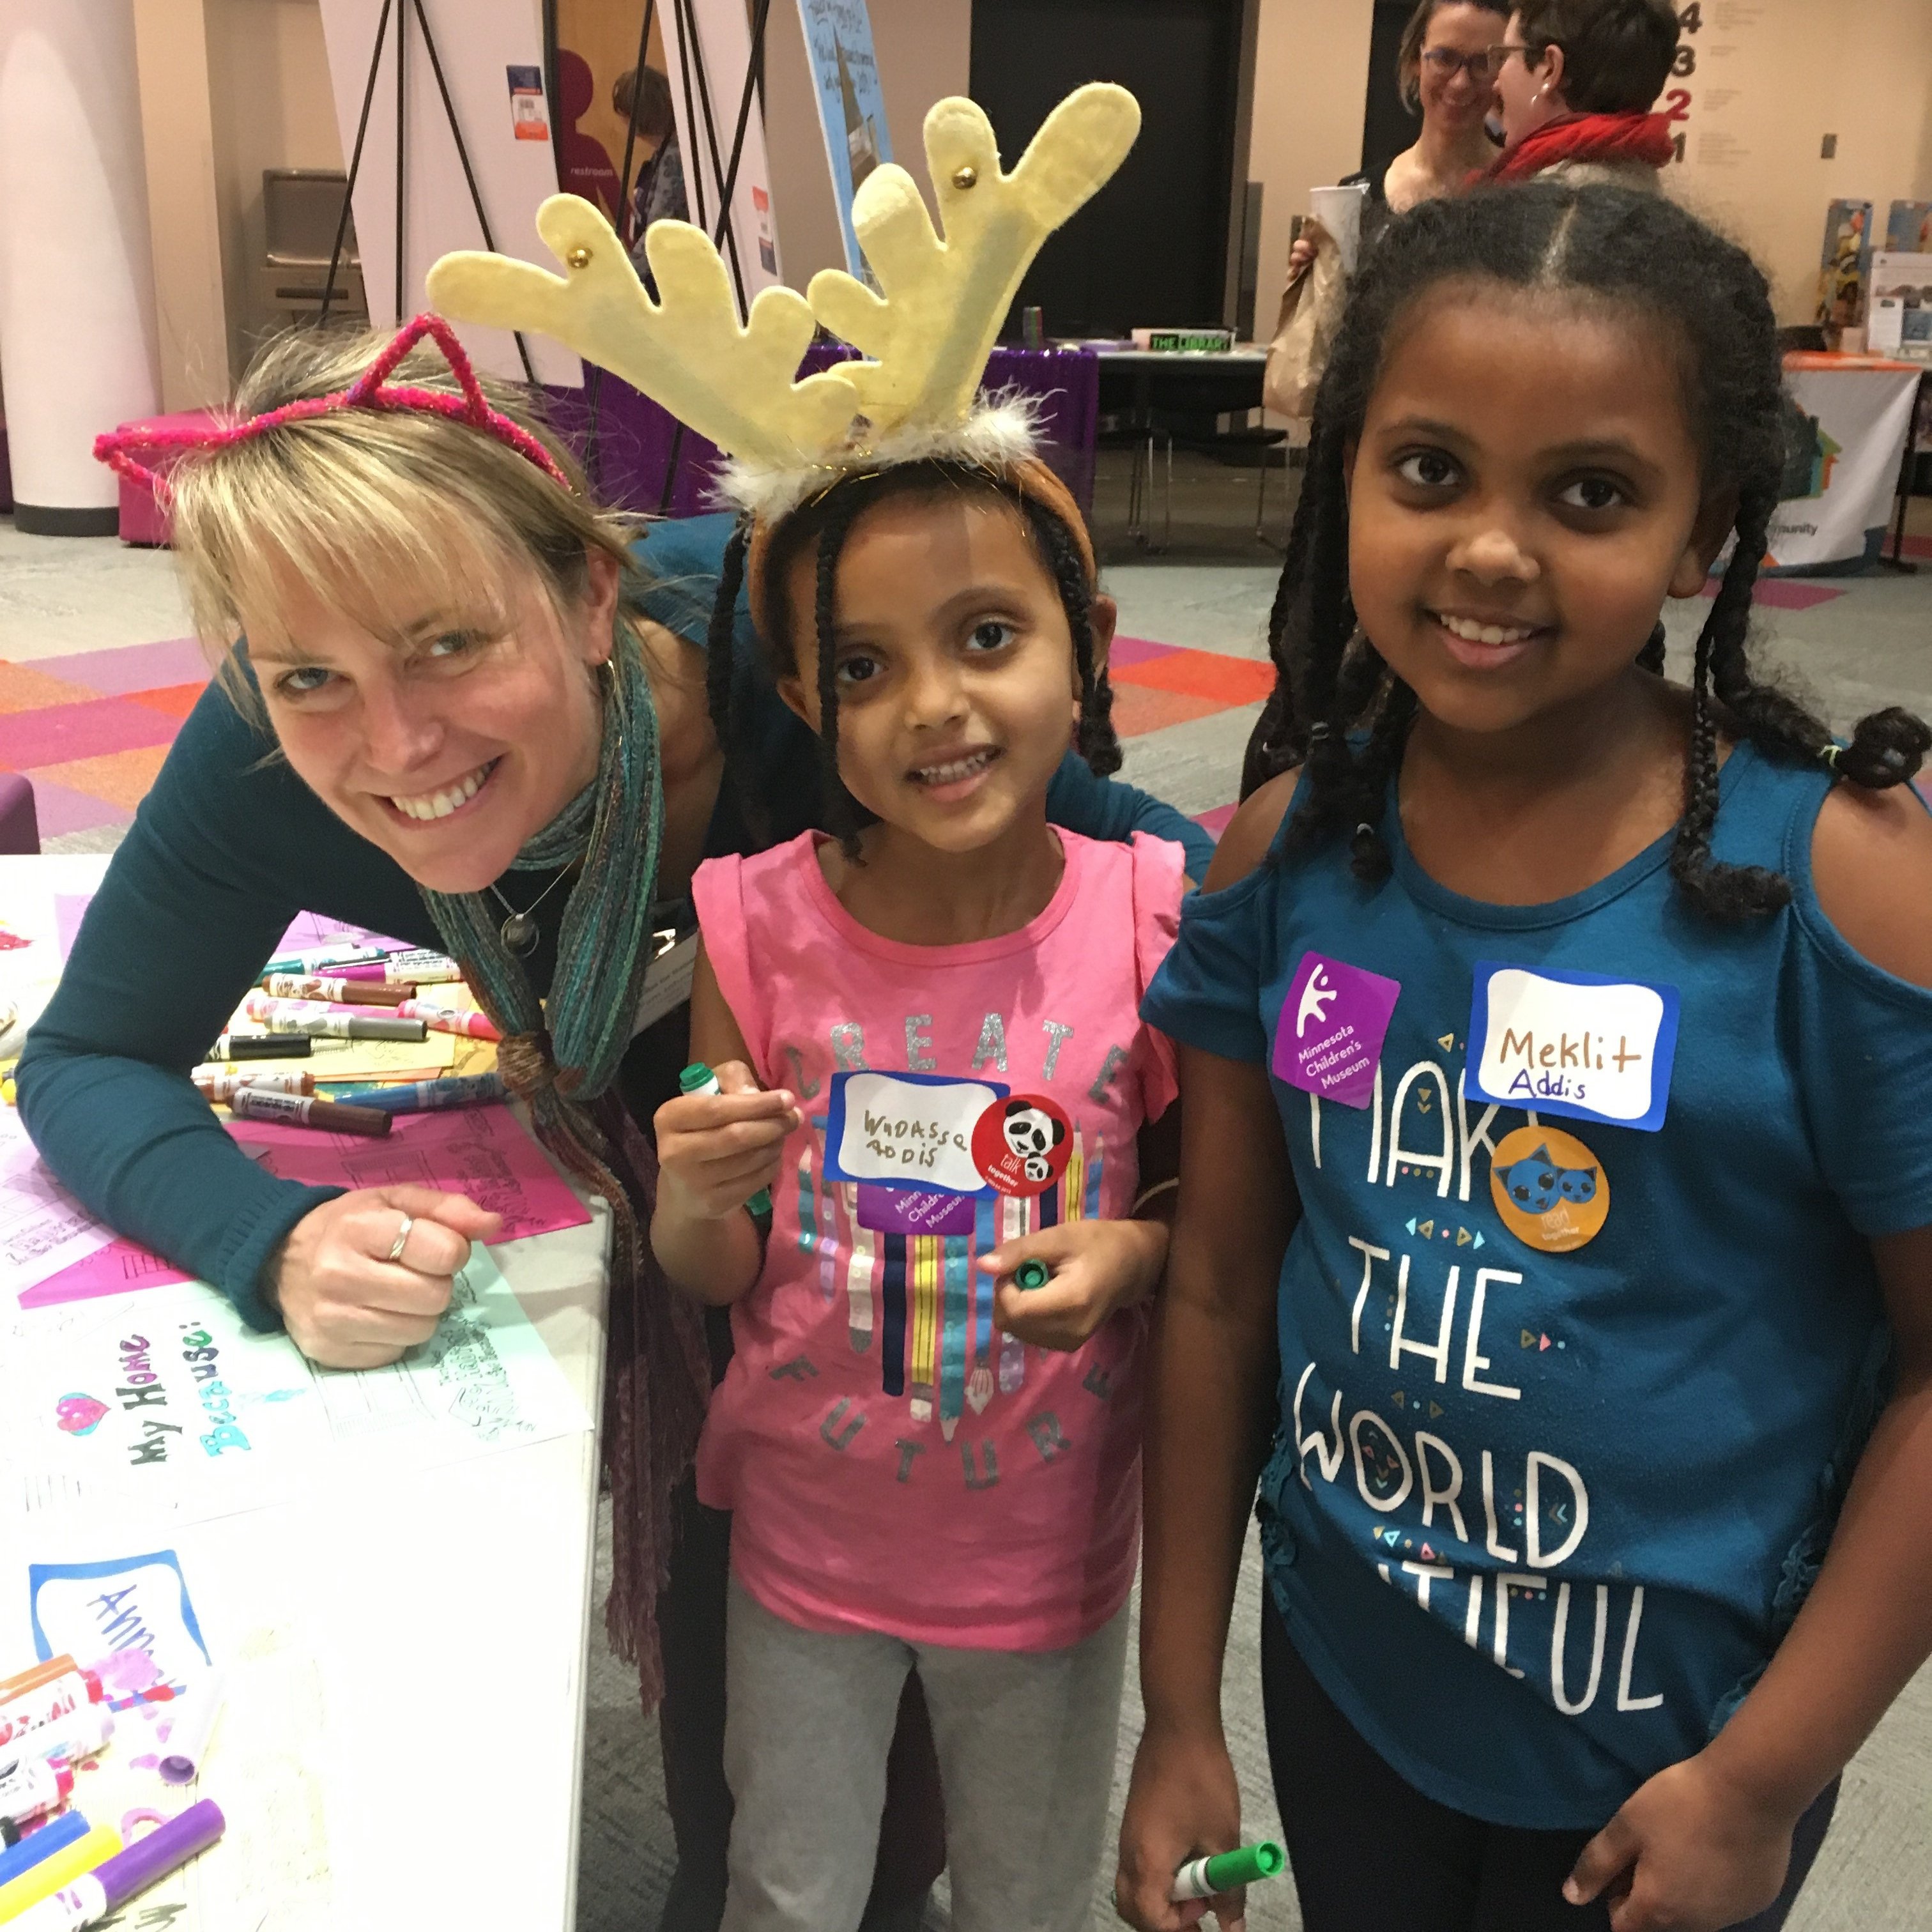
[55,894,91,962]
[274,911,412,956]
[20,1239,191,1308]
[20,1107,585,1311]
[229,1103,590,1244]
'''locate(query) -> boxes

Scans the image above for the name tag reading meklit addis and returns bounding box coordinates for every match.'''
[1466,963,1680,1133]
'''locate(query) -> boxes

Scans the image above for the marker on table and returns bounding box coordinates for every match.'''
[1014,1258,1052,1291]
[680,1063,773,1216]
[229,1089,392,1137]
[0,1660,80,1704]
[157,1671,224,1786]
[207,1031,312,1062]
[26,1706,112,1767]
[335,949,463,985]
[1171,1841,1285,1902]
[0,1811,91,1889]
[0,1669,103,1750]
[325,1073,508,1112]
[0,1758,72,1830]
[243,996,427,1041]
[7,1800,224,1930]
[194,1069,314,1102]
[261,942,385,976]
[261,972,416,1006]
[395,999,500,1041]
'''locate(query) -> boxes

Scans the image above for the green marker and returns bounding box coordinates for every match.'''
[1171,1841,1285,1901]
[1014,1258,1052,1291]
[679,1062,774,1216]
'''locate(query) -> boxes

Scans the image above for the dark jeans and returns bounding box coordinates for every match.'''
[652,1306,947,1932]
[1259,1594,1838,1932]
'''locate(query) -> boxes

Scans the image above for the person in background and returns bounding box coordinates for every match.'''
[1487,0,1680,187]
[1286,0,1510,280]
[614,63,689,273]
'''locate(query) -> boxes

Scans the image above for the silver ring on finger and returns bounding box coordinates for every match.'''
[386,1214,415,1264]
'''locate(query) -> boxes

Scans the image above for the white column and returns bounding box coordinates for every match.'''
[0,0,162,535]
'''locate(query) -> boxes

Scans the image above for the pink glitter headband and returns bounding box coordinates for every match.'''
[93,313,573,502]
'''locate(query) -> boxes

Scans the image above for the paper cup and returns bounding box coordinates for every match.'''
[1308,183,1369,275]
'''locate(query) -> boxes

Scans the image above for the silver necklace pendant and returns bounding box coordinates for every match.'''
[500,910,539,955]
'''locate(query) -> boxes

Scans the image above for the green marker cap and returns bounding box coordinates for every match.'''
[1015,1258,1051,1291]
[678,1062,774,1216]
[1202,1842,1285,1892]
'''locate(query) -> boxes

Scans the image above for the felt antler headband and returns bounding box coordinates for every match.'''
[426,82,1142,524]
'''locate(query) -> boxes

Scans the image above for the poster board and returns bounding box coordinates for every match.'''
[1767,358,1920,572]
[1869,252,1932,365]
[316,0,580,385]
[793,0,889,280]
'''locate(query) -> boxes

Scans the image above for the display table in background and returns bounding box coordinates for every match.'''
[554,343,1102,519]
[1772,353,1924,573]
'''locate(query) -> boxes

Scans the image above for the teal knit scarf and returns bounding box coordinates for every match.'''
[419,626,707,1708]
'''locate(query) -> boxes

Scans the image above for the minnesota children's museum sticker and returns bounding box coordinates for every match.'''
[1272,953,1402,1109]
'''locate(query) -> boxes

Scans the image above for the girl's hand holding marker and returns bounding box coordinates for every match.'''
[980,1216,1169,1352]
[653,1061,798,1224]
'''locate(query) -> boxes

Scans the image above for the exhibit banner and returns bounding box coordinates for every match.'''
[317,0,578,385]
[1767,357,1921,572]
[793,0,889,279]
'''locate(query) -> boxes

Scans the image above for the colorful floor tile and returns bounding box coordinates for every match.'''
[40,636,210,696]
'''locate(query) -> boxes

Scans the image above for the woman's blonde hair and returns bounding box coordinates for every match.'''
[167,325,642,719]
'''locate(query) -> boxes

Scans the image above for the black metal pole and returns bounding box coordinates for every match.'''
[411,0,538,384]
[678,0,747,312]
[318,0,393,326]
[668,0,709,233]
[617,0,661,243]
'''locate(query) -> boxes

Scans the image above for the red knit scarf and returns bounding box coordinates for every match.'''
[1487,111,1675,185]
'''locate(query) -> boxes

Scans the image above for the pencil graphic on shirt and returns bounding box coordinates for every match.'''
[999,1193,1027,1395]
[842,1184,875,1354]
[909,1234,940,1423]
[816,1144,839,1303]
[969,1193,997,1414]
[796,1145,818,1256]
[1064,1127,1085,1224]
[880,1232,908,1397]
[940,1234,970,1441]
[1085,1130,1105,1220]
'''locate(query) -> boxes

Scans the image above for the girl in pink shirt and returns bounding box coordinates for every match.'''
[651,456,1185,1932]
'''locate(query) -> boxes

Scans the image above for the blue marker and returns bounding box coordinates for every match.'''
[325,1073,509,1113]
[0,1811,90,1887]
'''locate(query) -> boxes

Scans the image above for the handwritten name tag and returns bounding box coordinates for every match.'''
[823,1071,1007,1194]
[1466,963,1680,1133]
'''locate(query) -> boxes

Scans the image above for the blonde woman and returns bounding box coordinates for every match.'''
[22,320,1211,1932]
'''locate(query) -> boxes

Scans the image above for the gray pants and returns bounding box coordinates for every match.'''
[721,1579,1129,1932]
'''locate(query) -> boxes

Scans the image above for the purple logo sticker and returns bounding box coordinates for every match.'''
[855,1185,979,1236]
[1272,952,1402,1110]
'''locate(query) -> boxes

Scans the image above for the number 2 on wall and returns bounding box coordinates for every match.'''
[1663,88,1692,123]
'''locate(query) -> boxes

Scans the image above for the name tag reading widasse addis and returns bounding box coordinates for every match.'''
[1466,963,1681,1133]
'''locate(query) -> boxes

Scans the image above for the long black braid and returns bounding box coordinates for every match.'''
[1252,180,1931,919]
[703,459,1123,855]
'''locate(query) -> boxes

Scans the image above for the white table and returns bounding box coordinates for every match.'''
[1,855,610,1931]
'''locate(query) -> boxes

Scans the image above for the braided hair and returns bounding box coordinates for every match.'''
[1252,180,1930,919]
[705,459,1121,856]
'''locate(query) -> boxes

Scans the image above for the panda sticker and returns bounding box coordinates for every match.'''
[970,1092,1075,1197]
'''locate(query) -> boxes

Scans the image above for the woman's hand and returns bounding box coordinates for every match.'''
[1285,216,1330,284]
[1563,1751,1805,1931]
[1115,1718,1248,1932]
[652,1062,797,1221]
[977,1216,1168,1353]
[271,1186,503,1368]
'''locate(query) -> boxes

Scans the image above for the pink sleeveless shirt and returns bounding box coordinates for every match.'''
[691,829,1184,1650]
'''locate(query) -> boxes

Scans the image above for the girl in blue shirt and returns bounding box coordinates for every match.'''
[1116,181,1932,1932]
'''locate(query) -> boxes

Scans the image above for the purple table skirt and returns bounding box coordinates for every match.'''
[545,344,1100,521]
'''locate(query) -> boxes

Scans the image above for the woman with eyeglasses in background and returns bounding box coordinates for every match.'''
[1487,0,1682,188]
[1286,2,1508,282]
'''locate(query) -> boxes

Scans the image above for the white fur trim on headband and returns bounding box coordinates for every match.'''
[713,394,1045,523]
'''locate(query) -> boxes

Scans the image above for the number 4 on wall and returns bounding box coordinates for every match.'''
[1678,2,1701,31]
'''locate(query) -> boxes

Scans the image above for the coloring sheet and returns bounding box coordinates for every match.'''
[3,1247,591,1528]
